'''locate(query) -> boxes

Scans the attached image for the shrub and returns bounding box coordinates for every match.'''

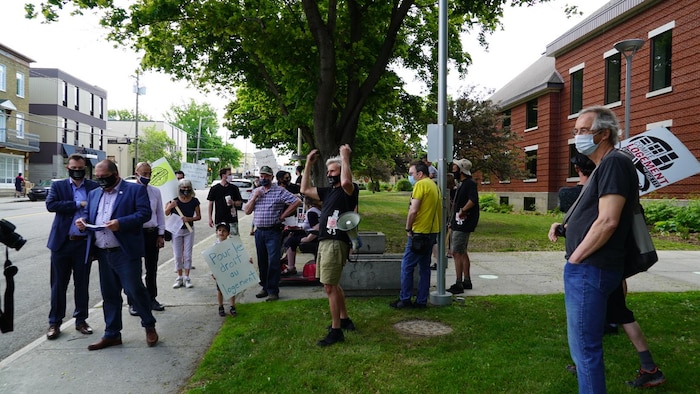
[395,179,413,191]
[479,193,513,213]
[643,200,680,223]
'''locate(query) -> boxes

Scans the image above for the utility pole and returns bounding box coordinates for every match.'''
[132,70,146,167]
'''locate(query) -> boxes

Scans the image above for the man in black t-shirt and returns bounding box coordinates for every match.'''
[447,158,479,294]
[207,167,242,235]
[301,144,358,347]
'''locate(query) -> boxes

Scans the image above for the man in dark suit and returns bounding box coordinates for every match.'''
[45,154,99,340]
[76,159,159,350]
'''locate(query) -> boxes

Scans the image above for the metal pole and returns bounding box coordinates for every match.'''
[430,0,451,306]
[196,116,203,163]
[134,71,139,165]
[623,55,632,140]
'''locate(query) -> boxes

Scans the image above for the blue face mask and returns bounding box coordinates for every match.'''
[139,176,151,186]
[575,133,601,156]
[260,178,271,187]
[408,175,416,185]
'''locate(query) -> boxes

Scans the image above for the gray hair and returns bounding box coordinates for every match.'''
[580,106,620,145]
[325,155,342,169]
[178,179,193,189]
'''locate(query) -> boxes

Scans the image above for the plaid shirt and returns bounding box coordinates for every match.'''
[251,184,300,227]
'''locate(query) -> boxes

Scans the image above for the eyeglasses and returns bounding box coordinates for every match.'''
[572,128,599,137]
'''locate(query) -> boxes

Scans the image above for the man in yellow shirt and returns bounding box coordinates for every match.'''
[390,160,442,309]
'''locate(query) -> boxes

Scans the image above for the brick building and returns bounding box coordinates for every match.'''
[485,0,699,212]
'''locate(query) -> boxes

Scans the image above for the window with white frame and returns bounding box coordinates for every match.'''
[524,145,538,180]
[649,21,674,92]
[0,64,6,91]
[15,113,24,139]
[0,154,24,185]
[526,99,538,129]
[569,63,584,114]
[604,52,621,104]
[16,72,25,98]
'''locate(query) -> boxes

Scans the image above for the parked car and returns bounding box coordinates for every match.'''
[210,178,254,202]
[27,179,59,201]
[124,175,138,183]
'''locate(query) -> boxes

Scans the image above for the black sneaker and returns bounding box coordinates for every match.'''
[218,306,226,317]
[255,290,269,299]
[317,328,344,347]
[413,303,427,309]
[389,299,412,309]
[447,282,464,294]
[626,367,667,388]
[463,279,473,290]
[327,318,356,331]
[229,306,237,317]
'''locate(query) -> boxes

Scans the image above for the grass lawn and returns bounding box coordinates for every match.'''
[185,292,699,393]
[185,190,699,393]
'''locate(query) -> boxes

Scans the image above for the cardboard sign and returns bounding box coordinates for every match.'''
[180,162,208,190]
[201,238,258,299]
[620,127,700,195]
[150,158,179,202]
[254,149,279,176]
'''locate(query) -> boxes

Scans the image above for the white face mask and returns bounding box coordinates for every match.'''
[574,133,600,156]
[226,175,233,183]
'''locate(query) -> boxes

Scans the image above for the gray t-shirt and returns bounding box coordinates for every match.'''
[565,150,638,271]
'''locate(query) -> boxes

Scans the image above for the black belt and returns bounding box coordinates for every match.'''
[257,224,283,231]
[143,227,158,233]
[97,247,121,253]
[69,235,88,241]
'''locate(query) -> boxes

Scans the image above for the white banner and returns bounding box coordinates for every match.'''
[201,237,258,299]
[620,127,700,195]
[254,149,279,176]
[150,157,179,202]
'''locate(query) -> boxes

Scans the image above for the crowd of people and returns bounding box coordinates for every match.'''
[40,109,666,390]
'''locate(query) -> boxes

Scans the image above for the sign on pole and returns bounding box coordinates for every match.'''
[201,238,258,299]
[620,127,700,195]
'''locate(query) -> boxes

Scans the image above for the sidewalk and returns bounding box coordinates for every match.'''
[1,210,698,393]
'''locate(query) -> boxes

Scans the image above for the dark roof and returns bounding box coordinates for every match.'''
[488,56,563,109]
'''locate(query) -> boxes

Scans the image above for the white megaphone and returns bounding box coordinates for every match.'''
[336,211,362,251]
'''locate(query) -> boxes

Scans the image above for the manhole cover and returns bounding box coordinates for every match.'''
[394,319,453,337]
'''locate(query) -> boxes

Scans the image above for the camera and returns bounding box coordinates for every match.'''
[0,219,26,251]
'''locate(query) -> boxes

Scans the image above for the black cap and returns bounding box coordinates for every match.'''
[571,153,596,172]
[215,222,230,233]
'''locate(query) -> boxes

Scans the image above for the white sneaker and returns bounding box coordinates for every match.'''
[184,278,193,288]
[173,278,183,288]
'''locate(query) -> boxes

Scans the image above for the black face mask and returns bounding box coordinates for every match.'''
[68,169,86,181]
[96,174,118,189]
[180,189,192,197]
[453,170,461,178]
[327,175,341,186]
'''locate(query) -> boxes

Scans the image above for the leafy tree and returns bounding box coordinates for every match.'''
[448,86,526,181]
[164,100,242,171]
[130,126,181,170]
[26,0,554,185]
[108,109,150,121]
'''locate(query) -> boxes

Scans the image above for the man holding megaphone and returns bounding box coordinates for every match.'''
[301,144,359,347]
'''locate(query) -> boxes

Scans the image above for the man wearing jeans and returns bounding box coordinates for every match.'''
[243,165,301,301]
[390,160,441,309]
[548,106,638,393]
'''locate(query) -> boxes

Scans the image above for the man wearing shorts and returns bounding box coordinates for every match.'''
[447,159,479,294]
[301,144,359,347]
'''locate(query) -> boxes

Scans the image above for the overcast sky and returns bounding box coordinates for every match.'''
[2,0,608,150]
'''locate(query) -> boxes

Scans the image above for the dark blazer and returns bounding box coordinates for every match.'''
[46,178,100,252]
[84,179,151,262]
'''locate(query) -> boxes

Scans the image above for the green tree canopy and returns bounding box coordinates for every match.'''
[130,126,181,171]
[108,109,150,121]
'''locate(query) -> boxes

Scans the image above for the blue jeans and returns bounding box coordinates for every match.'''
[399,234,436,305]
[564,262,622,394]
[254,228,283,295]
[96,248,156,339]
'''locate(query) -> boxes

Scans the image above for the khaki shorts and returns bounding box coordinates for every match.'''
[316,240,349,285]
[450,230,471,254]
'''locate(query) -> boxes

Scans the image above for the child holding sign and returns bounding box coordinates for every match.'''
[213,223,237,317]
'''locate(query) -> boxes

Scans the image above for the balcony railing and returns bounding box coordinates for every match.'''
[0,128,41,152]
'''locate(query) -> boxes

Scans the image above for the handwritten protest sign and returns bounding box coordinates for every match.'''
[254,149,279,175]
[202,238,258,299]
[620,127,700,195]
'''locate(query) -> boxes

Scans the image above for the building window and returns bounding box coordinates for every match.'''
[15,114,24,139]
[99,98,104,119]
[90,126,95,148]
[0,64,6,91]
[525,147,538,179]
[0,154,24,185]
[650,29,672,92]
[568,144,578,178]
[526,99,538,129]
[62,81,68,106]
[523,197,536,212]
[16,72,25,98]
[75,121,80,145]
[499,196,509,206]
[100,129,104,150]
[605,52,621,104]
[75,86,80,110]
[569,64,584,114]
[90,93,95,116]
[62,118,68,143]
[0,114,5,141]
[502,109,511,129]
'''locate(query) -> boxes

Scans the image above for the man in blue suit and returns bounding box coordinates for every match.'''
[45,153,99,340]
[76,159,159,350]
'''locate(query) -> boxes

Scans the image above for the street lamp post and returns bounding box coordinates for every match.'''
[613,38,645,140]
